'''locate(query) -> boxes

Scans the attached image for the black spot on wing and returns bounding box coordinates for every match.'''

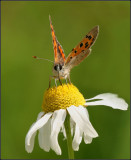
[90,42,93,46]
[80,43,83,47]
[74,50,77,53]
[86,35,92,40]
[85,42,89,48]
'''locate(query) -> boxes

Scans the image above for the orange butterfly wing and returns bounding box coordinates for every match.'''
[65,49,91,68]
[65,26,99,66]
[49,16,65,65]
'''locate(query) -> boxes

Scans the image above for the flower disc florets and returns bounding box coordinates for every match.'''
[42,84,85,112]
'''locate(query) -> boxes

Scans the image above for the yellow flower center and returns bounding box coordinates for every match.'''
[42,84,85,112]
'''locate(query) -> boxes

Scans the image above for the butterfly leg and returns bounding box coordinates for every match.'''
[58,77,63,86]
[55,79,57,87]
[65,78,68,84]
[67,75,71,84]
[48,75,53,89]
[65,78,70,89]
[58,71,63,86]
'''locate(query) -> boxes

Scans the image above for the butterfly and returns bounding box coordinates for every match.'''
[48,16,99,87]
[33,16,99,87]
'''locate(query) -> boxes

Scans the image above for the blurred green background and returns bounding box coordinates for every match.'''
[1,1,130,159]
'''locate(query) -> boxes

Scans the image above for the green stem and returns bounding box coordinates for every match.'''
[64,113,74,159]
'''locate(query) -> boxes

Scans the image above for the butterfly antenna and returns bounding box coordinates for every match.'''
[32,56,53,63]
[49,15,52,25]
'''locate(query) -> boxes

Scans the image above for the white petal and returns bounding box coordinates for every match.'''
[25,112,52,152]
[85,93,128,110]
[78,105,89,118]
[84,133,92,144]
[38,118,51,152]
[72,124,83,151]
[74,106,93,144]
[61,124,66,139]
[67,106,98,138]
[25,112,44,153]
[75,106,98,137]
[37,112,44,120]
[25,123,37,153]
[77,106,93,144]
[50,109,66,155]
[70,117,75,136]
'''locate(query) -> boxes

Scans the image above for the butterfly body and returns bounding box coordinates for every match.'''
[49,16,99,87]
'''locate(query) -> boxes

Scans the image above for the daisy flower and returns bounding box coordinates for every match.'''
[25,84,128,158]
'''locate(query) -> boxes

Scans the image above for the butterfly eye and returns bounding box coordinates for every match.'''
[54,64,62,71]
[54,65,58,71]
[59,64,62,70]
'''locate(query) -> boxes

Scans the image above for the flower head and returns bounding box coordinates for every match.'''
[25,84,128,155]
[42,84,85,112]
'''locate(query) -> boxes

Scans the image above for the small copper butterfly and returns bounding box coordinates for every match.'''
[34,16,99,87]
